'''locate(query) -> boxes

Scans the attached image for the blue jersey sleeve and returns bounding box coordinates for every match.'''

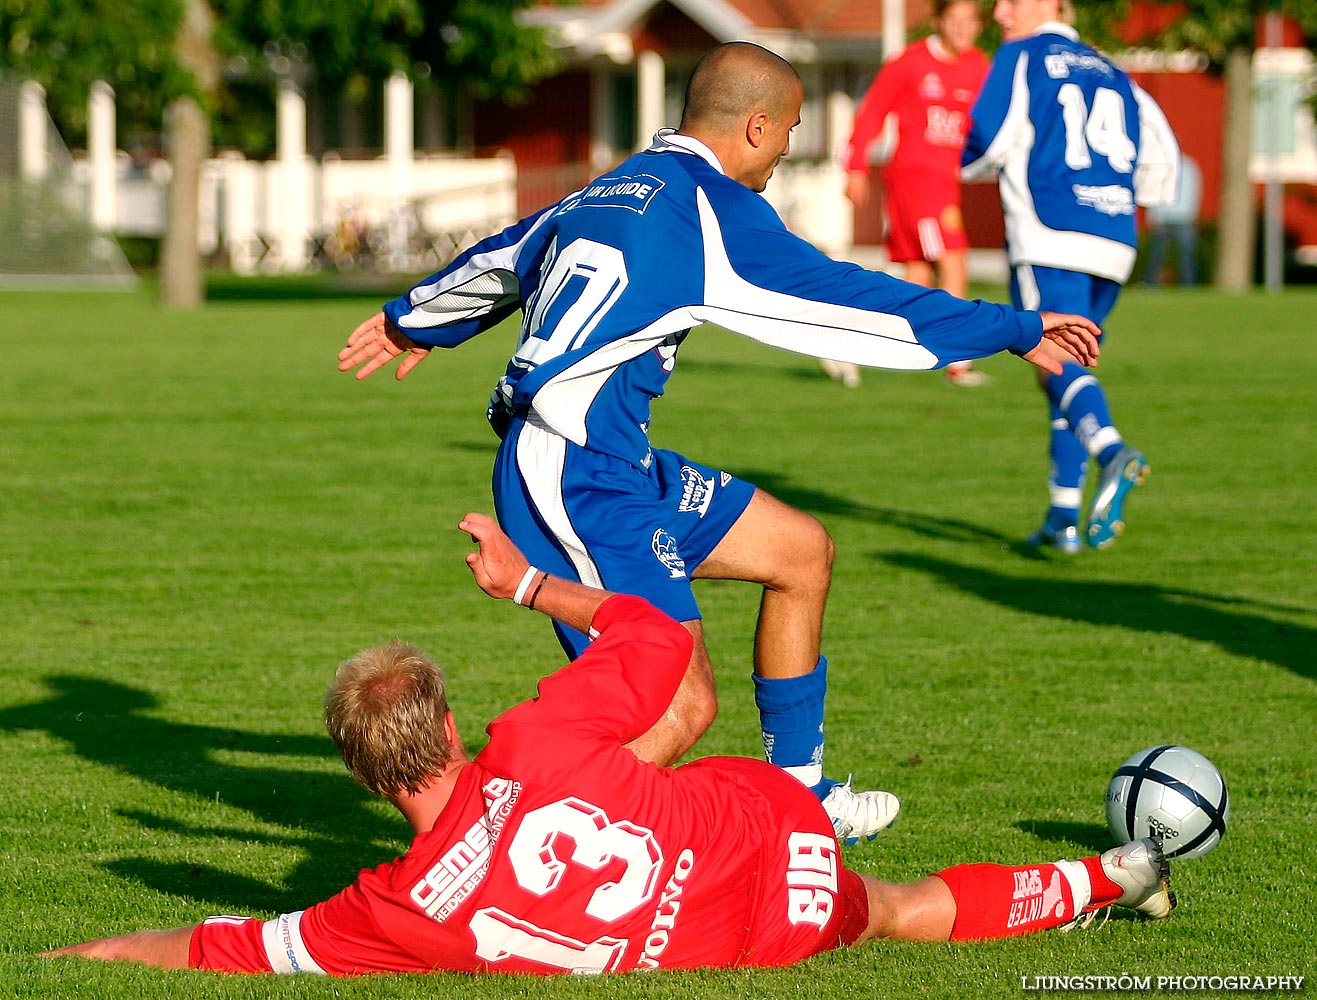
[693,178,1042,366]
[962,42,1025,176]
[382,206,555,349]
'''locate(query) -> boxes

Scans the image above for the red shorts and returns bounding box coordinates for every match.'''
[688,757,869,968]
[880,170,969,264]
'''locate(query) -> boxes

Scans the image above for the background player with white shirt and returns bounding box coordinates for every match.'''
[962,0,1180,551]
[841,0,991,388]
[337,42,1102,845]
[44,513,1177,976]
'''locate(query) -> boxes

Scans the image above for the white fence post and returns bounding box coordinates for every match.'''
[276,79,309,271]
[19,81,48,180]
[636,49,665,150]
[88,81,117,231]
[385,72,415,265]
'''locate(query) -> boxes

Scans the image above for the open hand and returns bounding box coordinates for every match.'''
[1023,312,1103,374]
[338,312,431,381]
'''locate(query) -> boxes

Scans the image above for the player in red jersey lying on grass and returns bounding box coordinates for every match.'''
[45,514,1173,975]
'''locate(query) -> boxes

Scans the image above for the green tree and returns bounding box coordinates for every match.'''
[1,0,557,302]
[0,0,188,142]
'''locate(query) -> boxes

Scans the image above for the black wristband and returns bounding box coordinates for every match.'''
[527,572,549,611]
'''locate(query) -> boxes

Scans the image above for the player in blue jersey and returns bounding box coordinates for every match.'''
[338,42,1101,844]
[962,0,1180,552]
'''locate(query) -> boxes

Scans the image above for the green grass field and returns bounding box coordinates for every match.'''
[1,281,1313,999]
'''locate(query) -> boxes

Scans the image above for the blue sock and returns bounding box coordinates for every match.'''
[1046,407,1086,530]
[753,656,836,800]
[1045,503,1079,533]
[1047,364,1122,465]
[1096,441,1125,467]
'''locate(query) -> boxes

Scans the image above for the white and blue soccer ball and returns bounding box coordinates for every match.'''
[1105,745,1230,860]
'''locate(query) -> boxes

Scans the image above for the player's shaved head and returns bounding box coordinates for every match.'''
[680,42,801,132]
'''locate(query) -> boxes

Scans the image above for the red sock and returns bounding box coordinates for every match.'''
[1080,854,1123,909]
[934,861,1088,940]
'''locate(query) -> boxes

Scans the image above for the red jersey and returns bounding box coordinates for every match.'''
[843,37,989,181]
[190,596,865,975]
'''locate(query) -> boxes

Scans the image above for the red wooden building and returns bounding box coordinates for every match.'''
[469,0,1317,262]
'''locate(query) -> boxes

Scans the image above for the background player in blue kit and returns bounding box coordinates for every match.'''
[339,42,1102,844]
[962,0,1181,552]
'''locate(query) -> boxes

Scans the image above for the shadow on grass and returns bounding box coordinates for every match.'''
[0,675,407,909]
[735,469,1016,545]
[1014,819,1114,855]
[876,552,1316,681]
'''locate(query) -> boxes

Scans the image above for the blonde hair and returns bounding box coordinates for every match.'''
[324,640,452,797]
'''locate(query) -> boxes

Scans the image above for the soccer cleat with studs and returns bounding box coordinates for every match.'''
[1063,835,1176,931]
[1086,446,1149,549]
[821,777,900,845]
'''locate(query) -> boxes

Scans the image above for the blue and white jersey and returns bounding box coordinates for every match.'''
[962,23,1180,283]
[386,130,1043,469]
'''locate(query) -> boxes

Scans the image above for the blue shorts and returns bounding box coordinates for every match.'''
[493,418,756,656]
[1010,263,1122,333]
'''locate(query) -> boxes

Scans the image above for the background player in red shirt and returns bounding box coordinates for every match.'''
[44,515,1176,975]
[839,0,991,387]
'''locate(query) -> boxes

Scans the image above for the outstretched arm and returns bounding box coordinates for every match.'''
[43,926,197,969]
[1023,312,1103,375]
[460,513,615,635]
[338,311,432,381]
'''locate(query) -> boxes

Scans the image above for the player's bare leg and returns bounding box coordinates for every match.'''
[624,490,828,764]
[937,249,990,385]
[903,259,935,287]
[853,876,956,944]
[694,489,830,679]
[940,247,968,297]
[851,838,1175,945]
[694,489,899,841]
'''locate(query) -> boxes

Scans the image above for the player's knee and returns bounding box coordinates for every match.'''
[781,513,833,590]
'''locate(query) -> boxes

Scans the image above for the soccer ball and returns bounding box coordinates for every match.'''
[1105,745,1230,860]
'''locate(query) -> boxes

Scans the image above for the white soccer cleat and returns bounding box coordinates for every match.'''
[822,778,900,845]
[945,364,990,387]
[820,359,862,388]
[1065,836,1176,931]
[1105,836,1176,919]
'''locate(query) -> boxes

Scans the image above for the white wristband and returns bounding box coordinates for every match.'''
[513,566,540,606]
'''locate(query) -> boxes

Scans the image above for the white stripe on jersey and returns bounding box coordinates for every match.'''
[532,324,692,447]
[394,208,557,331]
[515,418,605,588]
[261,911,327,975]
[691,190,939,370]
